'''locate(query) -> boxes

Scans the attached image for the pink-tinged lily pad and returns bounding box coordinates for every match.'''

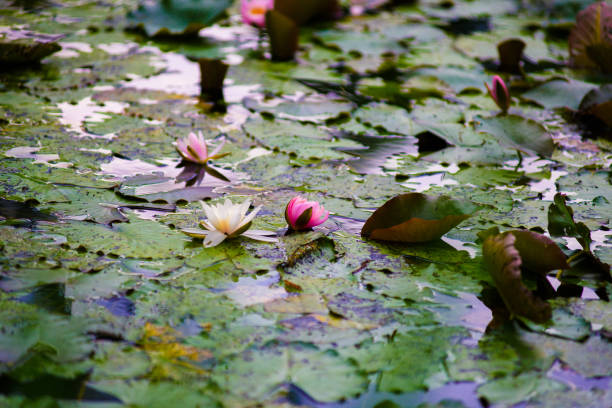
[569,1,612,73]
[361,193,478,243]
[483,232,552,323]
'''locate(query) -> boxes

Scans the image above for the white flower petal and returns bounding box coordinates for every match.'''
[202,230,227,247]
[202,202,220,228]
[242,230,278,243]
[181,228,209,239]
[227,206,244,233]
[199,220,216,231]
[238,205,261,229]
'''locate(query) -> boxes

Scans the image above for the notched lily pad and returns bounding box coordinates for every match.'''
[361,193,478,243]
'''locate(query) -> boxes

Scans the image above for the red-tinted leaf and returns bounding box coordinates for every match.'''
[483,233,552,323]
[508,230,569,273]
[361,193,478,243]
[569,1,612,73]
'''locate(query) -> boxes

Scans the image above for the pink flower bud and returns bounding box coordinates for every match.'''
[485,75,511,113]
[285,196,329,231]
[241,0,274,28]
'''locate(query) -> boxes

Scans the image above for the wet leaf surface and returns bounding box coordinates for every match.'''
[1,0,612,406]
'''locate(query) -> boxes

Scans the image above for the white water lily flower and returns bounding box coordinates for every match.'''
[182,199,278,247]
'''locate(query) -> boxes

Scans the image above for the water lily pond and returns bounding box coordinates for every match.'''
[1,0,612,406]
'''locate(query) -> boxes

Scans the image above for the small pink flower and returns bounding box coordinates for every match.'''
[485,75,511,114]
[285,196,329,231]
[176,131,226,165]
[241,0,274,28]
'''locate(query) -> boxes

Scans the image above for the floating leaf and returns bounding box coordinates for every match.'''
[475,114,554,157]
[568,1,612,73]
[483,232,552,323]
[264,293,327,314]
[509,230,569,273]
[361,193,478,243]
[0,27,63,65]
[127,0,232,37]
[522,79,598,110]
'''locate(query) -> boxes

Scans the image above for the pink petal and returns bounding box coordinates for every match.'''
[209,138,226,158]
[187,132,207,162]
[305,204,329,228]
[177,138,198,162]
[241,0,271,27]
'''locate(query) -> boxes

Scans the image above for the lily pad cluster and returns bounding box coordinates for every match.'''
[1,0,612,407]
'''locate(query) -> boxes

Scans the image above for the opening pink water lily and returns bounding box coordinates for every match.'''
[176,131,228,165]
[241,0,274,28]
[285,196,329,231]
[485,75,511,114]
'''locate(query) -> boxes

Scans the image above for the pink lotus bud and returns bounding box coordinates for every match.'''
[285,196,329,231]
[176,131,226,165]
[485,75,511,114]
[241,0,274,28]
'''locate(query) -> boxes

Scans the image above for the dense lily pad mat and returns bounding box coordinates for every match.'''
[1,0,612,407]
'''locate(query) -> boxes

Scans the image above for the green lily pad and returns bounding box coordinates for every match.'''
[522,79,598,110]
[127,0,232,37]
[475,114,554,157]
[0,27,63,64]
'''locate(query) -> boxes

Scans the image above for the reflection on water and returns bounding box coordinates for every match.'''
[56,96,128,139]
[222,272,287,307]
[4,146,71,168]
[124,50,200,95]
[287,380,481,408]
[548,360,611,391]
[99,156,242,195]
